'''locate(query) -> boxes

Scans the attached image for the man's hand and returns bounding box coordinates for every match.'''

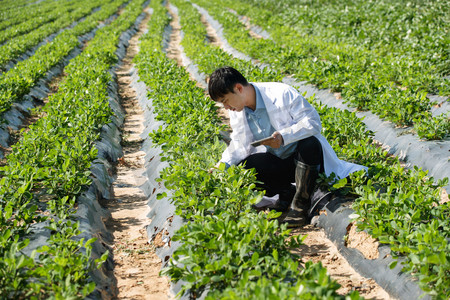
[261,131,283,149]
[208,162,221,173]
[209,162,230,173]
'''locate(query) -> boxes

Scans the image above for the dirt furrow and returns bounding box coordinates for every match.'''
[105,9,171,299]
[166,3,230,128]
[292,225,391,299]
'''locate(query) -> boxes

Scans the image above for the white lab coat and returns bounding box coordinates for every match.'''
[220,82,367,179]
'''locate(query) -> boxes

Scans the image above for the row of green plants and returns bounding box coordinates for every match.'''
[134,0,362,298]
[252,0,450,98]
[0,0,79,44]
[168,0,449,297]
[193,0,449,140]
[242,0,449,77]
[173,2,282,83]
[0,0,106,70]
[0,0,129,117]
[0,0,38,14]
[0,0,146,297]
[0,0,58,31]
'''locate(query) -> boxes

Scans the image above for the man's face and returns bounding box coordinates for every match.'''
[218,85,245,112]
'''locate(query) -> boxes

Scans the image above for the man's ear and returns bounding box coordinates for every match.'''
[234,83,244,93]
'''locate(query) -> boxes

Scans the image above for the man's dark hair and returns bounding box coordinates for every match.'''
[208,66,249,101]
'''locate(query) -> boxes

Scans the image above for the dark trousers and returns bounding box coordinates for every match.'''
[238,136,323,197]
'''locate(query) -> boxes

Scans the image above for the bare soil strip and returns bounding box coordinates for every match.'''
[167,4,394,299]
[166,5,184,66]
[167,3,230,130]
[182,7,230,127]
[226,8,266,40]
[345,222,380,260]
[201,14,222,46]
[105,10,171,299]
[292,225,391,299]
[166,4,207,93]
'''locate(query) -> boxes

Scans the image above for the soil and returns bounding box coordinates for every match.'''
[440,188,449,204]
[292,225,393,299]
[105,9,171,299]
[166,6,183,67]
[346,222,380,260]
[197,9,232,125]
[229,10,266,40]
[201,14,222,47]
[167,3,230,127]
[166,4,206,92]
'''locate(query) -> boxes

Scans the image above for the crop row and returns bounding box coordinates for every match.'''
[0,0,146,297]
[0,0,129,117]
[133,0,364,298]
[166,0,449,297]
[195,0,449,140]
[0,0,79,45]
[245,0,449,78]
[0,0,58,31]
[0,0,37,14]
[0,0,108,70]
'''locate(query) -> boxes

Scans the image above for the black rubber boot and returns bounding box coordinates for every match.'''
[272,185,296,212]
[283,160,320,228]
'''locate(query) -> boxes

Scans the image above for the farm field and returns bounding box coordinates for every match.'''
[0,0,448,299]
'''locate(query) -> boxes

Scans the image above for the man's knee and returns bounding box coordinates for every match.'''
[295,136,323,166]
[238,153,295,190]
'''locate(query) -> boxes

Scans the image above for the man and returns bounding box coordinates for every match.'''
[208,66,366,227]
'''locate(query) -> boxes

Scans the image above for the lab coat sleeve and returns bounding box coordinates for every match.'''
[219,111,254,166]
[220,130,248,166]
[277,89,322,145]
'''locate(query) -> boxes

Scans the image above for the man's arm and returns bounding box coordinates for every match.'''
[277,90,322,146]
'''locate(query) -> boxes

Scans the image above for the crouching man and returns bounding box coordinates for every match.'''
[208,66,366,227]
